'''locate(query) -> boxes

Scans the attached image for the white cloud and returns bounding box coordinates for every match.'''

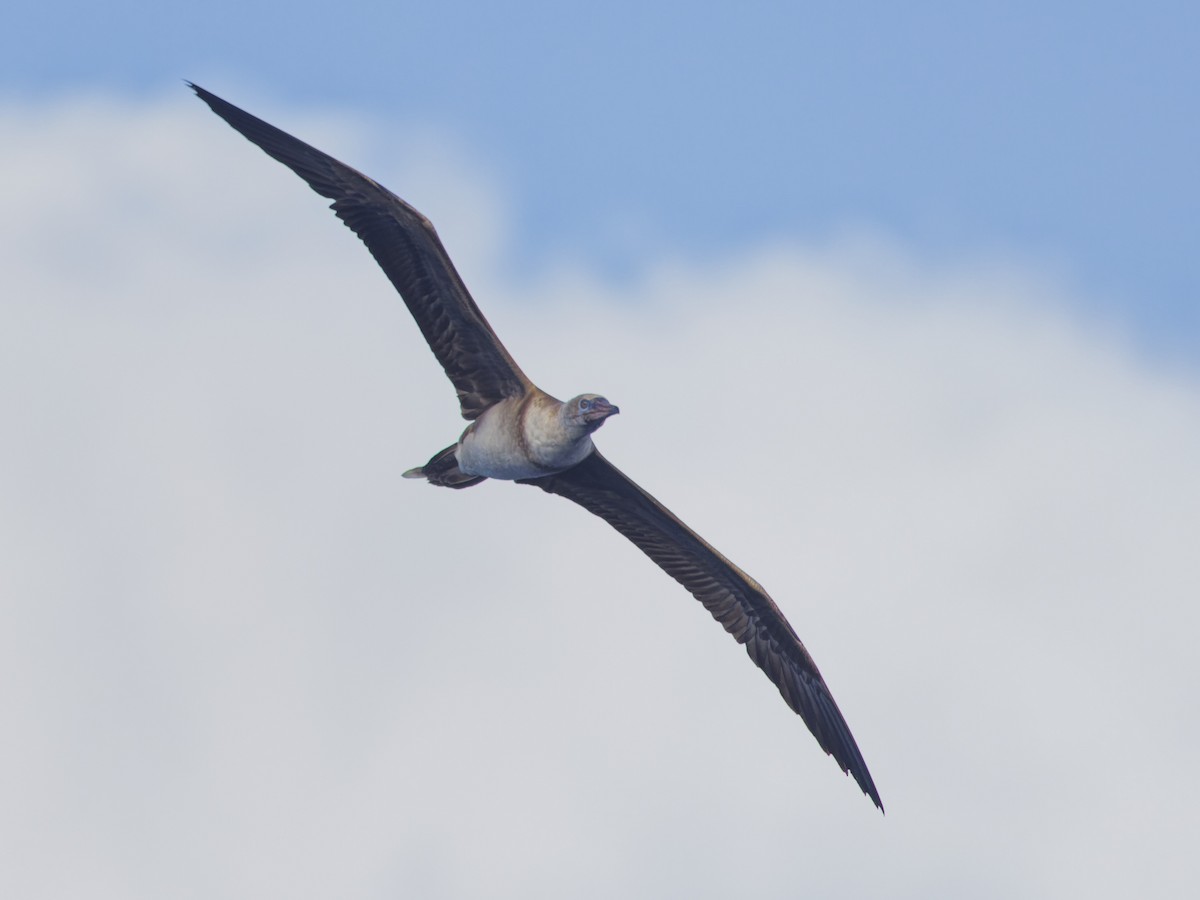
[2,92,1198,899]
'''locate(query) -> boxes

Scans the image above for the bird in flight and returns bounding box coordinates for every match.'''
[189,83,882,811]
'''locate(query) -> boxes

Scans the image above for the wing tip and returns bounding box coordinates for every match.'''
[832,731,884,813]
[856,771,885,814]
[184,80,210,102]
[826,741,883,812]
[836,740,884,813]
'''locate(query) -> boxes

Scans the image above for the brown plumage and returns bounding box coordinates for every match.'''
[190,82,883,811]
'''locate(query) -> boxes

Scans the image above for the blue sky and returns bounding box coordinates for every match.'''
[5,0,1197,355]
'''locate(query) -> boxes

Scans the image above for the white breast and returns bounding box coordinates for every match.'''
[456,396,593,481]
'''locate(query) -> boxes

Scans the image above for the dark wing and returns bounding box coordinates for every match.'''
[190,83,531,420]
[521,451,883,810]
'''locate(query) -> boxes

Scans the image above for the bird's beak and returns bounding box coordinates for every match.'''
[584,400,620,423]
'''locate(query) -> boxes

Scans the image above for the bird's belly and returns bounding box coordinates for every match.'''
[455,419,544,480]
[457,436,552,480]
[456,407,591,481]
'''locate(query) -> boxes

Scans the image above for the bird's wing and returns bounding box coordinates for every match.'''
[520,450,883,810]
[190,83,532,420]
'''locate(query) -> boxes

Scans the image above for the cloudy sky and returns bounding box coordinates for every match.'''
[3,3,1199,898]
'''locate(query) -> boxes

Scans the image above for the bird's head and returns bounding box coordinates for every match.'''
[564,394,620,433]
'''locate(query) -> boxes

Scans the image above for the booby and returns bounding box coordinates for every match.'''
[189,83,883,811]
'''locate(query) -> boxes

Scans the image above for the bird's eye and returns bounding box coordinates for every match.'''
[579,398,591,411]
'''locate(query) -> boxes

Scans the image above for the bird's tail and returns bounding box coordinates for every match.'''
[402,444,487,489]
